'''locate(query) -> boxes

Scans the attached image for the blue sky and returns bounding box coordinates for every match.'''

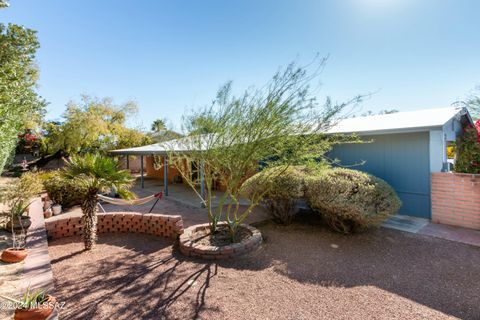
[2,0,479,131]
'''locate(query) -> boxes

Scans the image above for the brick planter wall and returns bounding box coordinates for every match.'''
[431,172,480,230]
[45,212,183,240]
[179,222,262,260]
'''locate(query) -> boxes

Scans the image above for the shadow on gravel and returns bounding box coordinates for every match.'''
[48,217,480,320]
[241,218,480,320]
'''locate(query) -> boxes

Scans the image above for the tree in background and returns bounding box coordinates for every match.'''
[151,118,167,132]
[168,58,363,240]
[41,95,150,156]
[465,86,480,119]
[0,1,46,172]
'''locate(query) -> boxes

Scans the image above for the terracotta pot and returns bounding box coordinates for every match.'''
[1,248,28,263]
[44,208,53,219]
[14,295,56,320]
[6,216,32,233]
[43,200,52,211]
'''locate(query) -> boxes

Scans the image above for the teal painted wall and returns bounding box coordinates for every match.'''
[329,132,431,219]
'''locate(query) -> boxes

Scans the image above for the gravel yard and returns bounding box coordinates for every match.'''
[48,222,480,320]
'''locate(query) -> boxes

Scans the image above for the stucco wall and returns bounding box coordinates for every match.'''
[117,155,145,173]
[431,172,480,230]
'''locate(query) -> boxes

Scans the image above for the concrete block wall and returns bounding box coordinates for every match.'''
[431,172,480,230]
[45,212,184,240]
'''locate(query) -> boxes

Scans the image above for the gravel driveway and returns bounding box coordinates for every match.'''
[48,222,480,320]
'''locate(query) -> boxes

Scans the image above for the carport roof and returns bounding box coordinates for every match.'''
[110,106,473,155]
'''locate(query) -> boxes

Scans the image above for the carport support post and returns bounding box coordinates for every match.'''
[164,156,169,196]
[200,160,206,208]
[140,155,144,189]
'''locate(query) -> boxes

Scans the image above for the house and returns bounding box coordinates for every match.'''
[111,106,473,220]
[327,106,473,219]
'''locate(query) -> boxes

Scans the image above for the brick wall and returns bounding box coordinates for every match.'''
[431,172,480,230]
[45,212,184,240]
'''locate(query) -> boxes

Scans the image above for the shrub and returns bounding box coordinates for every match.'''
[241,165,322,224]
[455,121,480,174]
[305,168,401,233]
[42,171,84,208]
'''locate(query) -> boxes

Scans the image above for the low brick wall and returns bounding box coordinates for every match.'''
[179,223,262,259]
[431,172,480,230]
[45,212,184,240]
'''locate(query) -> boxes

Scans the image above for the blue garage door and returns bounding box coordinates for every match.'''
[328,132,431,219]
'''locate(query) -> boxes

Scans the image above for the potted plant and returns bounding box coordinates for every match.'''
[1,225,28,263]
[0,173,43,233]
[0,287,56,320]
[5,201,33,233]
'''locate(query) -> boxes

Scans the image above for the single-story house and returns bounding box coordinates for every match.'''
[111,106,473,220]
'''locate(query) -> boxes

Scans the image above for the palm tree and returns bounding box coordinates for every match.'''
[151,119,167,132]
[62,154,134,250]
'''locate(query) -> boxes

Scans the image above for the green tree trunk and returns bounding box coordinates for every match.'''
[81,192,98,250]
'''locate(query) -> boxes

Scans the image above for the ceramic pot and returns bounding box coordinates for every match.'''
[14,295,56,320]
[52,204,62,216]
[1,248,28,263]
[43,208,53,219]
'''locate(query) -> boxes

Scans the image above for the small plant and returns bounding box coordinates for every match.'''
[305,168,401,233]
[0,286,55,320]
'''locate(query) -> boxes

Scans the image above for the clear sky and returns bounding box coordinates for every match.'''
[2,0,479,131]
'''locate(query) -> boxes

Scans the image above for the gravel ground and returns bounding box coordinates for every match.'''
[48,222,480,320]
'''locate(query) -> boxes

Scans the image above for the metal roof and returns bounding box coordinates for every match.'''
[327,106,470,135]
[110,107,472,155]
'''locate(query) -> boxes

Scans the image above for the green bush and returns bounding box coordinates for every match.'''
[305,168,401,233]
[42,171,84,208]
[241,165,320,224]
[455,123,480,174]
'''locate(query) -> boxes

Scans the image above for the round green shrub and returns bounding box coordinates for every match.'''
[305,168,401,233]
[42,171,84,208]
[241,165,316,224]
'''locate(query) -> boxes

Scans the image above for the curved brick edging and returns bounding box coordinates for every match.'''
[179,222,262,259]
[45,212,184,240]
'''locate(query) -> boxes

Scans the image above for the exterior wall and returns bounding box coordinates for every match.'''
[329,132,431,219]
[118,155,145,173]
[429,130,446,172]
[145,155,185,184]
[431,173,480,230]
[45,212,184,240]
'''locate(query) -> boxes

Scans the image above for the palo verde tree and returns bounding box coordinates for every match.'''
[167,58,362,240]
[0,1,46,173]
[62,154,134,250]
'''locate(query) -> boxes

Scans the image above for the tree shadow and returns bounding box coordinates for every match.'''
[49,233,221,319]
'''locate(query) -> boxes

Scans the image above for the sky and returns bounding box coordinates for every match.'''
[1,0,479,131]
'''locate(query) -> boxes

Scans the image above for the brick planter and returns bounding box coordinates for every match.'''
[431,172,480,230]
[45,212,184,240]
[179,222,262,260]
